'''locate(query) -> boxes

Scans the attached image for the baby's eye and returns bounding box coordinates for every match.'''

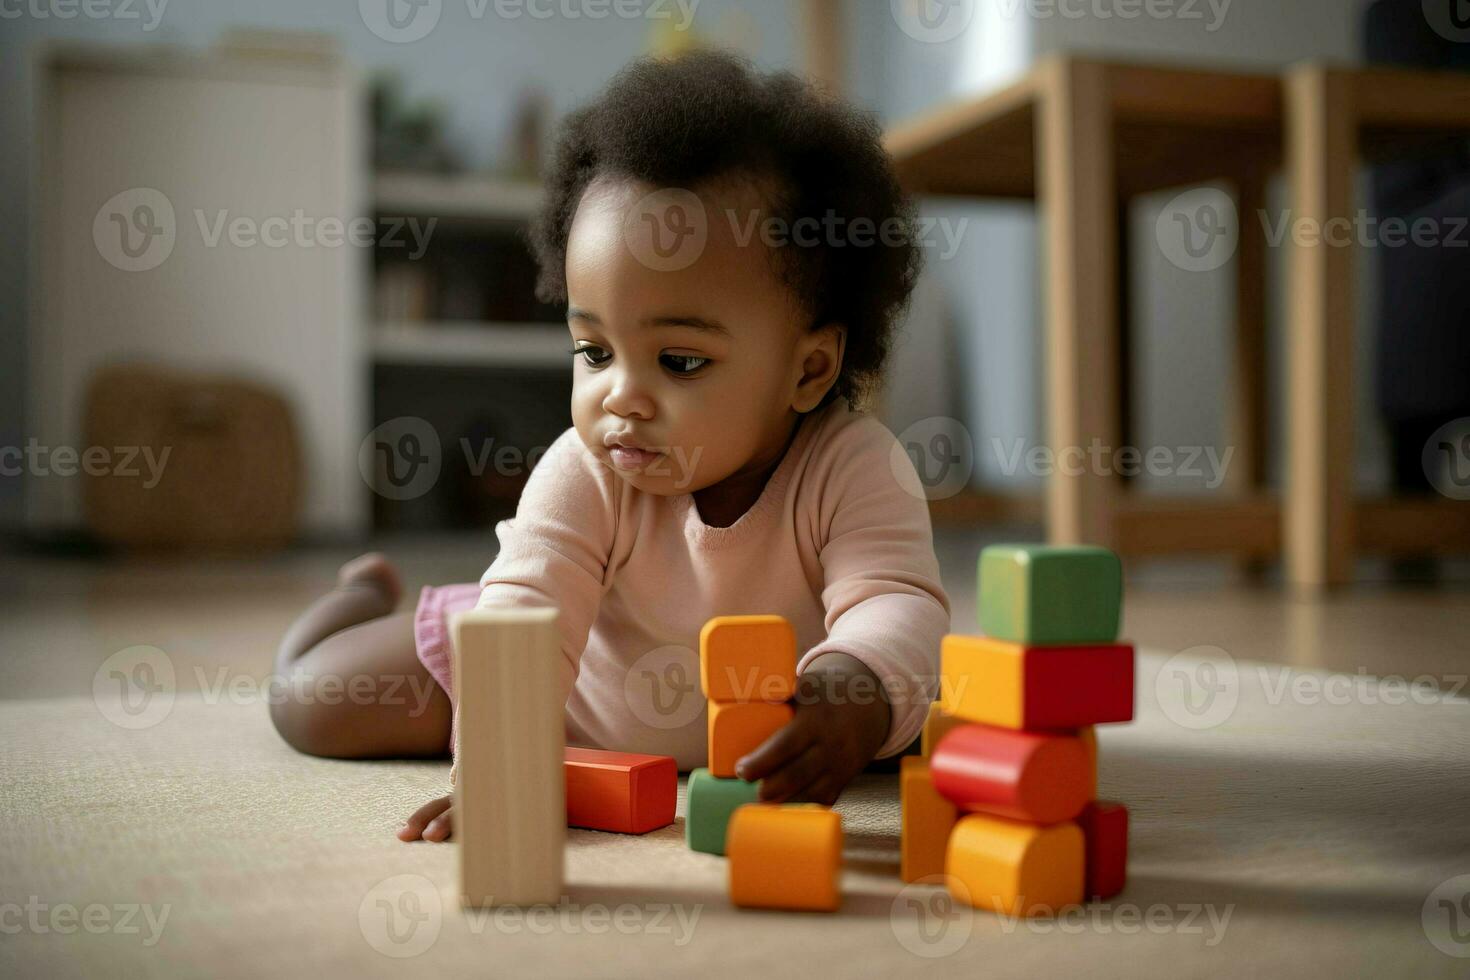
[572,344,612,367]
[660,353,709,375]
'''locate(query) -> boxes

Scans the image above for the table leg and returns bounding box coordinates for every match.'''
[1285,66,1357,588]
[1038,57,1119,548]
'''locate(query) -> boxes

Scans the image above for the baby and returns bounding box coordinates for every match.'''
[270,49,950,842]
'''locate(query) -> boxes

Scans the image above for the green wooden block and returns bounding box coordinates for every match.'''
[979,544,1122,645]
[686,767,761,855]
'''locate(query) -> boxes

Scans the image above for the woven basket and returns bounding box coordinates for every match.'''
[82,364,301,551]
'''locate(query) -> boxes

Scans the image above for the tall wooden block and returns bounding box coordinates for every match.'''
[900,757,958,882]
[708,700,793,778]
[930,724,1090,824]
[700,615,797,702]
[564,747,677,835]
[979,544,1122,645]
[941,634,1134,729]
[946,812,1083,915]
[728,803,842,912]
[685,767,761,855]
[1078,800,1129,899]
[921,701,966,758]
[451,607,564,907]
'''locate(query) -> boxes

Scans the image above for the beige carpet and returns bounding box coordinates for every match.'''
[2,650,1468,979]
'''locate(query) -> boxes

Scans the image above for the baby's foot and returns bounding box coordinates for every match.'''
[337,552,402,611]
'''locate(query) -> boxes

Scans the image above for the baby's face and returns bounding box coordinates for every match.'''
[564,175,827,495]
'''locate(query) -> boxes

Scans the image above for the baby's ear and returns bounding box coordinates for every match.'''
[792,321,846,413]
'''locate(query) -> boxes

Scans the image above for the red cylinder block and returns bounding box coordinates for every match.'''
[930,724,1090,824]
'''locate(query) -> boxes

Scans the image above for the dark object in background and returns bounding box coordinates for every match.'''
[1364,1,1470,496]
[82,364,301,552]
[371,71,462,173]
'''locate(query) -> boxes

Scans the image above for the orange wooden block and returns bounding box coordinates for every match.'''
[946,812,1083,916]
[940,634,1134,730]
[700,615,797,702]
[921,701,966,758]
[900,757,958,883]
[1078,726,1098,797]
[930,724,1090,824]
[728,803,842,912]
[563,747,677,835]
[708,700,793,777]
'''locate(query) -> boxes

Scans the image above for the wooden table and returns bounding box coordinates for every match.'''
[885,55,1470,587]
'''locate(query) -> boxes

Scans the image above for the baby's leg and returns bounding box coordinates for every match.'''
[270,553,452,759]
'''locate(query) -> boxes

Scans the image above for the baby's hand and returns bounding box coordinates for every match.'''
[734,652,891,806]
[399,794,454,842]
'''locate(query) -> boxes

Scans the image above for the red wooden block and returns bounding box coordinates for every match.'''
[564,747,677,834]
[929,724,1090,824]
[1078,800,1129,899]
[941,636,1134,730]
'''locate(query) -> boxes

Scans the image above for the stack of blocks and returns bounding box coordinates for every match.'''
[901,544,1134,916]
[686,615,843,912]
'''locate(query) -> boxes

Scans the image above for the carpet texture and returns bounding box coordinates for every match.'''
[2,650,1468,978]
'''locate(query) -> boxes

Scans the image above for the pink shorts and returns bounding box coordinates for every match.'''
[413,582,482,699]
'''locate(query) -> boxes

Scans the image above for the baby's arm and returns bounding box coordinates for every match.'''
[737,419,950,804]
[401,430,619,841]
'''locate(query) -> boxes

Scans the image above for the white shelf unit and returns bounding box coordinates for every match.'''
[370,171,562,370]
[374,171,542,222]
[372,321,570,370]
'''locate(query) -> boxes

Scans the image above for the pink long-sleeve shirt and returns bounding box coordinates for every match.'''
[434,398,950,772]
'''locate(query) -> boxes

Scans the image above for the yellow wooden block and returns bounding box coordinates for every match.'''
[921,701,966,758]
[900,757,957,882]
[707,700,793,778]
[700,615,797,702]
[728,803,842,912]
[945,812,1083,915]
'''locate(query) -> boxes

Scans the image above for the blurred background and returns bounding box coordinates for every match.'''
[1,0,1467,688]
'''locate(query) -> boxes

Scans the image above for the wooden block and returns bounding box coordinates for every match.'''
[900,757,957,883]
[451,607,564,907]
[946,812,1083,915]
[699,615,797,702]
[941,634,1134,729]
[979,544,1122,645]
[921,701,966,758]
[707,700,793,778]
[1078,800,1128,899]
[685,767,761,855]
[727,803,842,912]
[930,723,1090,824]
[564,747,676,835]
[1078,726,1097,797]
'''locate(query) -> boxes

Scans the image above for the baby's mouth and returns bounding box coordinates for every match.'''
[609,446,664,471]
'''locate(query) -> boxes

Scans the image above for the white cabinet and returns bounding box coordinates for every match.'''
[28,44,367,537]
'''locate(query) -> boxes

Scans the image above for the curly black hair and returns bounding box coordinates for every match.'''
[527,48,923,408]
